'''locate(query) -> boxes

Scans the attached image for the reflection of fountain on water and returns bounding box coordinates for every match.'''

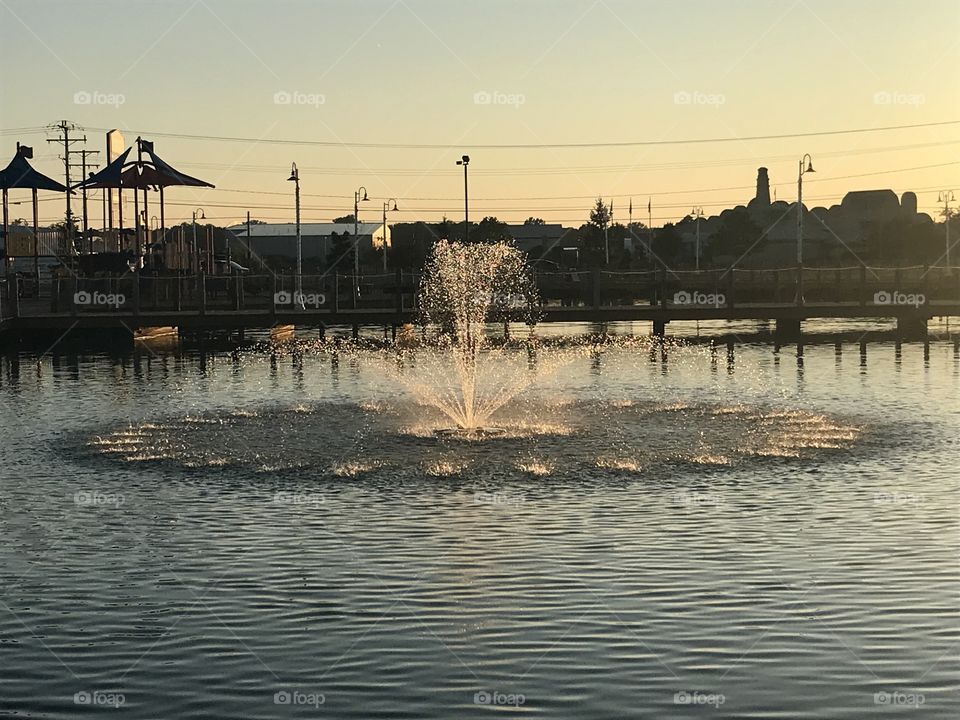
[409,240,548,434]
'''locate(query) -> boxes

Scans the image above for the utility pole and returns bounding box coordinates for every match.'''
[78,149,100,253]
[46,121,85,252]
[939,190,955,268]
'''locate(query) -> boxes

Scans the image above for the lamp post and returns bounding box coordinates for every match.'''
[192,208,204,273]
[288,163,302,301]
[382,198,398,273]
[353,186,369,308]
[939,190,955,268]
[692,206,704,271]
[796,154,815,305]
[456,155,470,242]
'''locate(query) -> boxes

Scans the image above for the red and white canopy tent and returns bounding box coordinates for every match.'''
[0,143,69,282]
[72,137,214,255]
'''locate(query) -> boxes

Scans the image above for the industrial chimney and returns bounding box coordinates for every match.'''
[755,167,771,207]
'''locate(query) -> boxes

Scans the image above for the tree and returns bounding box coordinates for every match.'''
[333,214,356,224]
[524,217,546,225]
[711,208,761,259]
[473,216,511,244]
[326,230,354,271]
[652,223,684,265]
[588,197,611,232]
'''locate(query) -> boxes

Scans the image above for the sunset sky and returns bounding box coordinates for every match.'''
[2,0,958,227]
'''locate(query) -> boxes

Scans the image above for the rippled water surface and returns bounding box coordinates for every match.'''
[1,329,958,718]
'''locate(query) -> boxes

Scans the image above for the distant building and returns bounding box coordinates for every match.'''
[505,223,567,252]
[679,167,934,267]
[226,222,386,264]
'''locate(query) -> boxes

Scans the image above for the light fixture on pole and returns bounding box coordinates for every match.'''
[692,206,704,271]
[192,208,204,273]
[382,198,398,273]
[353,186,369,307]
[939,190,955,268]
[288,163,302,302]
[796,154,815,305]
[456,155,470,242]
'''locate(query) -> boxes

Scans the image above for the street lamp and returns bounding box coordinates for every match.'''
[456,155,470,242]
[939,190,955,268]
[796,154,815,305]
[691,206,704,271]
[288,163,302,301]
[382,198,398,273]
[353,186,369,307]
[192,208,204,273]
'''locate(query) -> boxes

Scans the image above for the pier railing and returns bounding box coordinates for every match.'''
[3,265,959,319]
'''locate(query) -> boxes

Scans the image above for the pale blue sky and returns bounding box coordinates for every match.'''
[2,0,958,226]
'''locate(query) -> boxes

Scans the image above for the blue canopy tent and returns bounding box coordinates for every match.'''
[1,143,69,282]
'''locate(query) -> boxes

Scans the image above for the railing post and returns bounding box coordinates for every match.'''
[132,273,140,317]
[234,273,242,311]
[659,266,667,310]
[199,271,207,315]
[727,269,735,310]
[270,274,277,320]
[176,273,182,312]
[591,268,601,309]
[395,268,403,313]
[70,277,78,317]
[859,265,867,306]
[333,274,340,313]
[8,274,20,318]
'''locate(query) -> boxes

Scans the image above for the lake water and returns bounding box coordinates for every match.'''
[1,320,957,718]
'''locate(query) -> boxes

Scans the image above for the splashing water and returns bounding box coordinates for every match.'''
[411,240,541,431]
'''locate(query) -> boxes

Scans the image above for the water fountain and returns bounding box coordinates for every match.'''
[409,239,543,435]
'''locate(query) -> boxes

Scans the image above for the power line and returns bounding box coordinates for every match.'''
[83,119,960,150]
